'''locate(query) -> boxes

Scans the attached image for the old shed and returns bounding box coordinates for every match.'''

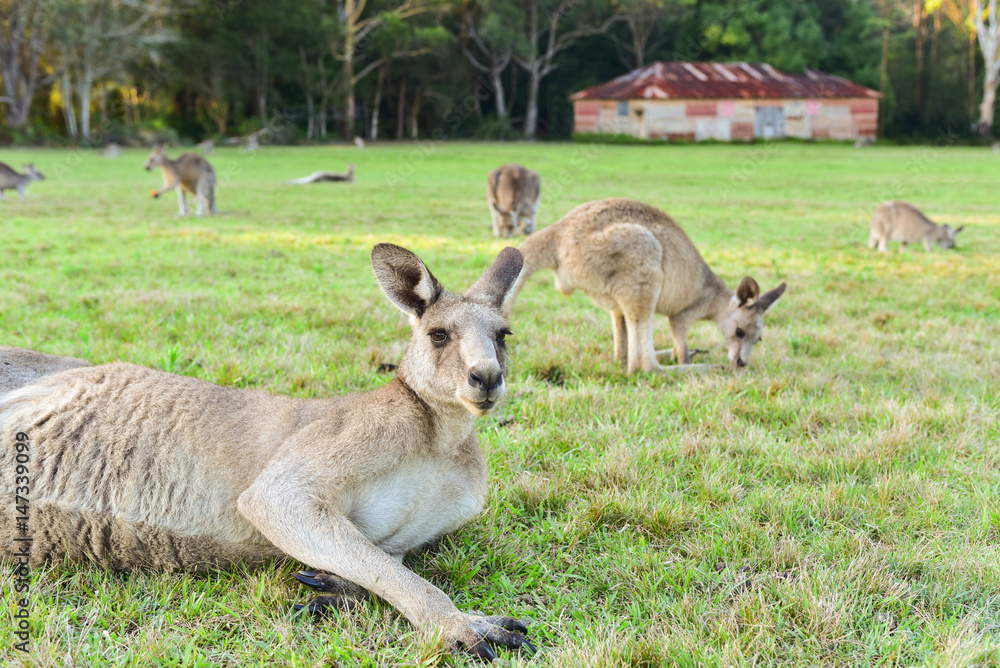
[571,62,880,142]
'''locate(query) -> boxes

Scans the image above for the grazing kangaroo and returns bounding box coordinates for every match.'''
[286,164,356,185]
[196,139,215,156]
[0,244,533,661]
[144,144,218,217]
[508,198,787,373]
[487,164,541,238]
[100,142,122,159]
[869,201,963,252]
[0,162,45,201]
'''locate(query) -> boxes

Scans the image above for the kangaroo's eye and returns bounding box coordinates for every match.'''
[735,328,746,339]
[429,330,448,346]
[496,329,512,345]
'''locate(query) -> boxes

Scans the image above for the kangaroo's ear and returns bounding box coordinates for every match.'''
[466,247,524,311]
[735,277,760,308]
[371,243,443,317]
[954,226,965,235]
[756,282,787,312]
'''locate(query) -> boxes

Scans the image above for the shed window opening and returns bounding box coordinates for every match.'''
[617,101,628,116]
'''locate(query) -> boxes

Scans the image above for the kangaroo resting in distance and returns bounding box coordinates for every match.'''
[286,164,356,185]
[869,201,963,252]
[508,198,787,373]
[0,244,534,661]
[144,144,218,217]
[0,162,45,201]
[486,163,541,238]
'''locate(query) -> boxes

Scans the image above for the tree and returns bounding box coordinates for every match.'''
[606,0,674,69]
[514,0,619,140]
[335,0,436,138]
[972,0,1000,134]
[931,0,979,120]
[50,0,173,140]
[0,0,55,128]
[459,0,521,120]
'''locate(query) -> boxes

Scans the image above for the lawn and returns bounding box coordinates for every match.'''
[1,141,998,666]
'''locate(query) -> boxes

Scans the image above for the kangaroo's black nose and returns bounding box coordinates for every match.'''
[469,370,501,392]
[736,358,747,368]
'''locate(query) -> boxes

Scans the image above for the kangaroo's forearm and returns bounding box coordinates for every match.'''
[238,479,458,631]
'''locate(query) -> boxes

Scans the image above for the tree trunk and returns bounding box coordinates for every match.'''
[319,54,329,138]
[524,66,541,140]
[344,24,357,139]
[491,61,507,119]
[409,88,421,139]
[371,66,385,141]
[879,28,889,138]
[78,56,94,141]
[61,70,78,138]
[979,68,998,135]
[914,0,924,122]
[970,35,978,122]
[931,10,939,66]
[396,78,406,140]
[300,47,316,139]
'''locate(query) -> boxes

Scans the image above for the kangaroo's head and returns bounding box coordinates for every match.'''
[719,277,787,369]
[491,202,518,238]
[937,224,965,249]
[22,164,44,181]
[143,144,166,171]
[372,243,523,417]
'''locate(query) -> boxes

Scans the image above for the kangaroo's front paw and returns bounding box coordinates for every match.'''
[445,612,536,662]
[292,570,368,614]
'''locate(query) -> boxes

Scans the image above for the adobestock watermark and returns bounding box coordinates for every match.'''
[11,430,32,653]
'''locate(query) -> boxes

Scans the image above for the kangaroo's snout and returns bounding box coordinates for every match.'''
[736,358,746,368]
[468,368,502,393]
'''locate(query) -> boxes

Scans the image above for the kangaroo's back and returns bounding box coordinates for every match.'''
[0,346,91,397]
[0,161,23,188]
[173,153,215,192]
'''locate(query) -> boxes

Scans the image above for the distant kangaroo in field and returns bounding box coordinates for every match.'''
[869,201,963,252]
[144,144,217,217]
[286,164,355,185]
[0,244,534,661]
[0,162,45,201]
[508,198,787,373]
[487,164,540,238]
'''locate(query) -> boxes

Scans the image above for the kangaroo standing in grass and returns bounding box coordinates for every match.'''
[0,162,45,201]
[869,201,963,252]
[144,144,217,217]
[508,198,787,373]
[487,164,541,238]
[0,244,533,661]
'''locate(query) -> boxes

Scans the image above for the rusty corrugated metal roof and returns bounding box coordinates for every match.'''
[570,62,881,101]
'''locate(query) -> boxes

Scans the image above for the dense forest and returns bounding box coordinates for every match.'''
[1,0,999,143]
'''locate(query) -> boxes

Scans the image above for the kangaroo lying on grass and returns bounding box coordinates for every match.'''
[508,198,787,373]
[0,244,534,661]
[487,164,541,238]
[0,162,45,201]
[144,144,218,217]
[869,201,963,252]
[287,164,356,185]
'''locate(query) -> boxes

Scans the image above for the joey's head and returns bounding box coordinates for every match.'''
[143,144,166,171]
[937,224,964,249]
[719,277,787,369]
[23,164,44,181]
[371,243,524,417]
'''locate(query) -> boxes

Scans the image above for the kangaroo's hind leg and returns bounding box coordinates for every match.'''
[610,311,628,369]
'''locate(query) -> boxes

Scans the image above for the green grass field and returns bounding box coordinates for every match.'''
[1,142,999,666]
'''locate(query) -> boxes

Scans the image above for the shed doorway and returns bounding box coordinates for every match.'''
[754,107,784,139]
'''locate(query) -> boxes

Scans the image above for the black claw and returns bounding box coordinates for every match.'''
[292,596,336,616]
[484,616,528,634]
[293,572,325,590]
[467,641,497,662]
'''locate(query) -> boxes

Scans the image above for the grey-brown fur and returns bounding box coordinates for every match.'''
[509,198,787,373]
[487,163,541,237]
[0,244,532,660]
[0,162,45,201]
[869,201,963,252]
[0,346,90,396]
[144,145,217,217]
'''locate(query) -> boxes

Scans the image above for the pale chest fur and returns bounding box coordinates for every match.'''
[344,441,488,556]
